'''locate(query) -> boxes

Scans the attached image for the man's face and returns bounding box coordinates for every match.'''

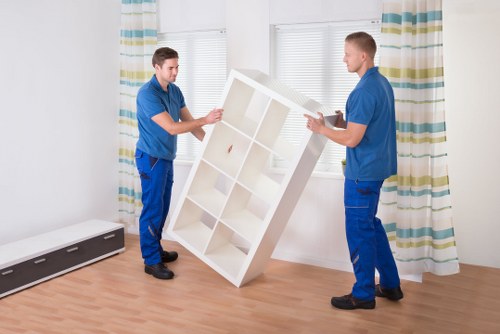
[343,41,363,74]
[156,58,179,83]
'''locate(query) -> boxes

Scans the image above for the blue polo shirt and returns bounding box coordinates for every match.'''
[345,67,397,181]
[136,75,186,160]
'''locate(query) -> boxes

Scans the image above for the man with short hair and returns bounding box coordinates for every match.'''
[135,47,223,280]
[304,32,403,310]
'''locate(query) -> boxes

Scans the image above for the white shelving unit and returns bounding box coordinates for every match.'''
[168,69,334,287]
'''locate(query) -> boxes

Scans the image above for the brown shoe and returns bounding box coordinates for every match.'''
[331,293,375,310]
[375,284,404,301]
[161,250,178,263]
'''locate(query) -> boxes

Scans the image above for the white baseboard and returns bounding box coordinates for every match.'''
[271,249,353,273]
[271,249,422,283]
[125,229,424,283]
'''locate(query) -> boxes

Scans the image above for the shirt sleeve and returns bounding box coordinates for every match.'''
[346,88,376,126]
[177,86,186,109]
[137,88,166,118]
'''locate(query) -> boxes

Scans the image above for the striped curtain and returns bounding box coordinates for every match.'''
[378,0,459,275]
[118,0,157,230]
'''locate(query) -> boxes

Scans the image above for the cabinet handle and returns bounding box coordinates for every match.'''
[103,233,115,240]
[66,246,79,253]
[34,258,47,264]
[1,269,14,276]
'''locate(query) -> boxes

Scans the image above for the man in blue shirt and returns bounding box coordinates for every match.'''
[304,32,403,309]
[135,47,223,280]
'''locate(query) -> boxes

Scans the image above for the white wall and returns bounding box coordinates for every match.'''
[226,0,270,74]
[0,0,121,244]
[443,0,500,268]
[269,0,382,24]
[157,0,226,33]
[160,0,500,271]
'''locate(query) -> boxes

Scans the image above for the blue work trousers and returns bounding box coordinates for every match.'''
[135,148,174,266]
[344,179,400,301]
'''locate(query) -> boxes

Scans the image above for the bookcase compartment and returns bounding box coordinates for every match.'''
[220,183,268,244]
[238,143,283,203]
[254,99,297,161]
[204,223,250,279]
[186,161,233,217]
[170,199,217,253]
[222,78,270,138]
[202,122,251,178]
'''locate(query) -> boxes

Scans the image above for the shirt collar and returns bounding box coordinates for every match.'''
[151,74,169,92]
[362,66,379,79]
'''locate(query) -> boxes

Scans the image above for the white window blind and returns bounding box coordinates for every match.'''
[272,20,381,174]
[157,30,227,162]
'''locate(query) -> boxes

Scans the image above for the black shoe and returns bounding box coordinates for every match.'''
[375,284,404,301]
[144,263,174,280]
[161,250,178,263]
[331,293,375,310]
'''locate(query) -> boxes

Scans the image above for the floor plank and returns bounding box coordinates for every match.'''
[1,234,499,333]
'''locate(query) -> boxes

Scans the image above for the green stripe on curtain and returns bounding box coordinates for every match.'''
[379,67,444,79]
[381,25,442,35]
[120,70,155,80]
[120,39,157,46]
[384,175,451,188]
[378,0,459,276]
[396,135,447,144]
[118,0,157,229]
[380,44,443,50]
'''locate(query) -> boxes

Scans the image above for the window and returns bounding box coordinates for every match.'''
[272,20,381,174]
[157,29,227,162]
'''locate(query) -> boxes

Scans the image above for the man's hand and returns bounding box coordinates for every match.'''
[304,112,325,134]
[334,110,346,129]
[205,108,224,124]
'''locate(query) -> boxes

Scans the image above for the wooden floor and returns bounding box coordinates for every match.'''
[2,234,500,334]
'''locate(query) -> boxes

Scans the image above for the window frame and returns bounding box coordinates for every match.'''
[157,29,228,163]
[271,20,381,176]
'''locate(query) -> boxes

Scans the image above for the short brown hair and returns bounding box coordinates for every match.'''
[345,32,377,59]
[152,47,179,67]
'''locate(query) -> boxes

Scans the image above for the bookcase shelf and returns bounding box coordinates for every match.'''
[168,69,334,287]
[220,183,268,243]
[171,199,216,253]
[186,161,232,217]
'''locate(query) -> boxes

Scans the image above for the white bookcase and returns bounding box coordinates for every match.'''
[167,69,334,287]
